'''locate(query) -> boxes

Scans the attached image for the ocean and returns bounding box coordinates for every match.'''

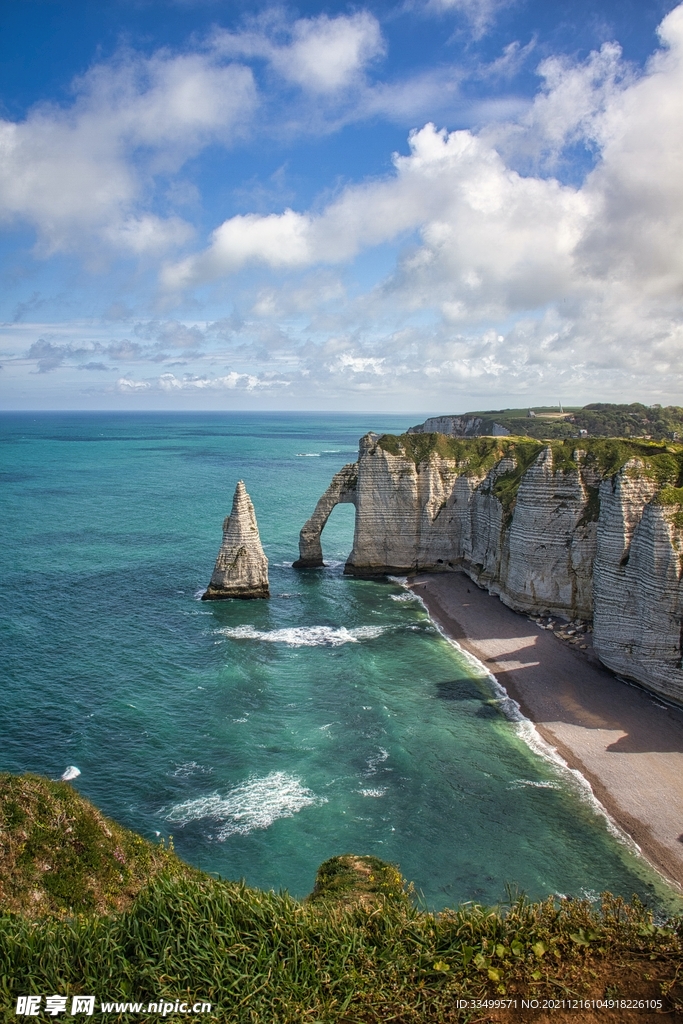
[0,411,677,911]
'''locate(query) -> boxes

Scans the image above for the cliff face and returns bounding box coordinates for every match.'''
[498,447,597,619]
[294,463,357,568]
[592,469,683,703]
[408,415,510,437]
[299,433,683,704]
[203,481,269,600]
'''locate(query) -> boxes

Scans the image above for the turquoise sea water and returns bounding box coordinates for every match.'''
[0,412,678,912]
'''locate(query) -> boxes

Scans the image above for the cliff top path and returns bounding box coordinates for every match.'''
[410,571,683,892]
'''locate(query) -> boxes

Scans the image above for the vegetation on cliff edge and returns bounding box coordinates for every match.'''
[1,775,682,1022]
[376,434,683,524]
[0,773,194,918]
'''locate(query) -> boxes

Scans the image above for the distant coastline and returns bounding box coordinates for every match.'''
[408,570,683,895]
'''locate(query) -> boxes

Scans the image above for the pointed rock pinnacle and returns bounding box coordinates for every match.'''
[202,481,270,600]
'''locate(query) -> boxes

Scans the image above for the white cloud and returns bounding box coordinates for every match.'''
[272,13,384,93]
[118,371,289,392]
[491,41,629,171]
[162,120,585,291]
[333,354,386,374]
[164,209,313,288]
[162,4,683,400]
[117,377,152,391]
[213,12,384,94]
[0,50,256,255]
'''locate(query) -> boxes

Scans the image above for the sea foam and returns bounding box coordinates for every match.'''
[171,761,213,778]
[165,771,325,839]
[403,581,641,854]
[217,624,387,647]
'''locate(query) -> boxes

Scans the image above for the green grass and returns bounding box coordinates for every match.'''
[1,868,681,1022]
[377,433,525,473]
[0,773,194,918]
[654,486,683,528]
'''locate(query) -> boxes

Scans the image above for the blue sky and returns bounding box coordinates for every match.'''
[1,0,681,411]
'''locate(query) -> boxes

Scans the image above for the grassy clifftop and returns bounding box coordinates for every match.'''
[1,774,683,1021]
[377,433,683,477]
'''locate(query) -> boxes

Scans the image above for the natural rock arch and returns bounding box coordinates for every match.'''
[293,463,358,568]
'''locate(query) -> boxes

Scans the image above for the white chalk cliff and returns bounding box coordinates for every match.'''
[296,433,683,705]
[203,481,269,600]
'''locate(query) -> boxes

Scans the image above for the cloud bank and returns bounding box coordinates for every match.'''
[4,4,683,408]
[155,4,683,401]
[0,50,256,255]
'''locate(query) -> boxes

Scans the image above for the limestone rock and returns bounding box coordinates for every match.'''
[407,415,509,436]
[293,463,358,568]
[299,433,683,705]
[408,415,484,436]
[343,434,465,576]
[502,447,596,618]
[341,437,601,620]
[202,481,269,600]
[592,464,683,703]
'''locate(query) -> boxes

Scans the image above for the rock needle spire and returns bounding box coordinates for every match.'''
[202,481,269,600]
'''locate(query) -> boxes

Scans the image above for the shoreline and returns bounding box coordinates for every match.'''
[408,571,683,894]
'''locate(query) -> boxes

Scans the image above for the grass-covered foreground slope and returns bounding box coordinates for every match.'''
[0,773,195,917]
[2,775,683,1022]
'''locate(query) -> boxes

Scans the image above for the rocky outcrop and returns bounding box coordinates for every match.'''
[203,481,269,600]
[298,433,683,704]
[293,463,358,568]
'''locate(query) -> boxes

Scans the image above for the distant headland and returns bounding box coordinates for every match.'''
[407,402,683,442]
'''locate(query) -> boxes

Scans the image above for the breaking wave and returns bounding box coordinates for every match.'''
[217,624,388,647]
[508,779,560,790]
[398,578,641,854]
[165,771,325,839]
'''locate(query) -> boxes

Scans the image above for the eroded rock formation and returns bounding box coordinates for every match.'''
[298,433,683,703]
[293,463,358,567]
[203,481,269,600]
[592,465,683,703]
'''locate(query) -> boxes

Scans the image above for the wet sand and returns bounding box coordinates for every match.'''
[409,571,683,891]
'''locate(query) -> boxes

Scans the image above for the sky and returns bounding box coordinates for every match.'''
[1,0,682,412]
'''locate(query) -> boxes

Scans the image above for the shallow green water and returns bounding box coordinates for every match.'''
[0,412,678,912]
